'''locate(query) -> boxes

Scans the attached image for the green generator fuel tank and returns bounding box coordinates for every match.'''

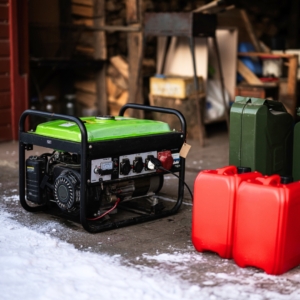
[33,116,171,142]
[229,96,294,176]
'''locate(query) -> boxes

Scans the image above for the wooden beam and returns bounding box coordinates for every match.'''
[71,4,93,17]
[240,9,262,52]
[126,0,139,24]
[72,0,93,6]
[93,0,107,115]
[93,0,106,59]
[126,0,143,118]
[237,60,263,85]
[238,52,297,59]
[283,55,298,117]
[110,55,129,79]
[127,30,143,118]
[93,25,141,32]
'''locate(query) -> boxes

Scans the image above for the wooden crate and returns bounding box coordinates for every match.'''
[235,83,279,100]
[149,93,205,141]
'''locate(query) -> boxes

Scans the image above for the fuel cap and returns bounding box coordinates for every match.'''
[95,115,115,120]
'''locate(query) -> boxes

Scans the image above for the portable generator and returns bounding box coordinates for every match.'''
[19,104,187,233]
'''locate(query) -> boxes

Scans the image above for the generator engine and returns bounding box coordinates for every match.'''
[26,151,164,217]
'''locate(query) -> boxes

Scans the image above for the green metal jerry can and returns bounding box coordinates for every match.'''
[229,96,293,176]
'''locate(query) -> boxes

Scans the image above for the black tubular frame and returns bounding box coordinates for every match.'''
[19,103,187,233]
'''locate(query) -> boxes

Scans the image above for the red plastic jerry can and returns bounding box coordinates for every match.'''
[233,175,300,275]
[192,166,262,258]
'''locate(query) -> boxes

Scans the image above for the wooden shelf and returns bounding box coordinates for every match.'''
[237,52,298,117]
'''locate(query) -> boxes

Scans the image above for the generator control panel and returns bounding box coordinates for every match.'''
[90,150,179,183]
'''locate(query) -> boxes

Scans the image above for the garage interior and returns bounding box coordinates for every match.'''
[1,0,300,143]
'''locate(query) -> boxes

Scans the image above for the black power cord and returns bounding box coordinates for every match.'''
[148,157,194,201]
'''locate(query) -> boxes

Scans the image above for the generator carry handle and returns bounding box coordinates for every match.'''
[19,109,87,135]
[119,103,187,139]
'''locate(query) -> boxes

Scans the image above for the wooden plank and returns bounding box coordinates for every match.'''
[107,64,128,90]
[0,91,10,108]
[0,40,9,56]
[72,0,93,6]
[0,23,8,38]
[109,101,130,117]
[71,4,93,17]
[75,80,96,93]
[0,107,11,125]
[75,45,94,55]
[106,76,123,99]
[73,18,141,31]
[237,60,263,85]
[127,31,143,117]
[287,56,298,96]
[239,52,297,59]
[93,0,106,59]
[0,4,8,20]
[72,18,93,27]
[126,0,139,24]
[110,55,129,79]
[95,66,107,114]
[240,9,262,52]
[217,8,253,44]
[282,55,298,117]
[126,0,143,118]
[76,91,97,108]
[93,0,107,115]
[0,75,9,90]
[0,58,9,73]
[114,90,128,105]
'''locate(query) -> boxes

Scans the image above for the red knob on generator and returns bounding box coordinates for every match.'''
[158,150,173,170]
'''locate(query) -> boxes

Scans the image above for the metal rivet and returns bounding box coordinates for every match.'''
[89,145,92,149]
[87,179,91,183]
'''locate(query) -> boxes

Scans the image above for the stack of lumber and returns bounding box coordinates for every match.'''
[71,0,127,57]
[106,55,129,115]
[71,0,96,57]
[74,55,129,115]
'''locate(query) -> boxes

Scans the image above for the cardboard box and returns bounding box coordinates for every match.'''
[150,76,204,99]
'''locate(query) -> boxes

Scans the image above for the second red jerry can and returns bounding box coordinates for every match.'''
[192,166,262,258]
[233,175,300,275]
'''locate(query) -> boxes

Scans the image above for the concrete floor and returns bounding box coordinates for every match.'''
[1,122,300,299]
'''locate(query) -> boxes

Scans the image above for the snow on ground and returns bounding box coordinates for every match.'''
[0,209,202,300]
[1,192,300,300]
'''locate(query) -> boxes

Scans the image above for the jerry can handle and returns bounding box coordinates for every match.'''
[262,175,281,186]
[217,166,237,175]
